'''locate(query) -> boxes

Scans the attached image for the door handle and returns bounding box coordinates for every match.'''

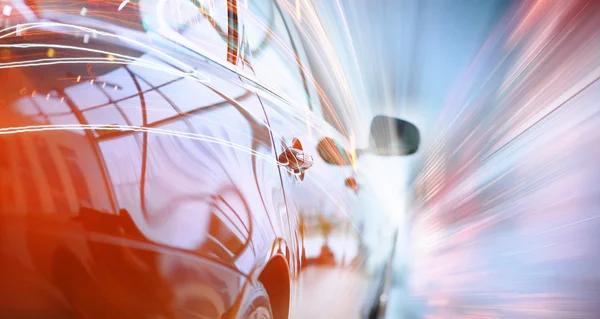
[278,147,314,172]
[278,139,314,182]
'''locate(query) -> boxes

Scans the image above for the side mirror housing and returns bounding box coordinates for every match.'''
[316,116,420,166]
[368,115,420,156]
[317,137,354,166]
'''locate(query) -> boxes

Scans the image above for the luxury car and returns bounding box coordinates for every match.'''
[0,0,419,318]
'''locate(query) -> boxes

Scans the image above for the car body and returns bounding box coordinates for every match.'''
[0,0,416,317]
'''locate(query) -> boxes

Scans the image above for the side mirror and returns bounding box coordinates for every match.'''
[316,115,420,166]
[368,115,420,156]
[317,137,354,166]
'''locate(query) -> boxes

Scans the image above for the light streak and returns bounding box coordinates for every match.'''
[239,3,353,138]
[118,0,130,12]
[154,0,336,137]
[275,0,363,136]
[2,5,12,17]
[413,3,600,316]
[0,49,206,85]
[0,22,210,82]
[0,123,281,166]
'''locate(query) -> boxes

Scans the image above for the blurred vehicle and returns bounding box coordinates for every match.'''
[0,0,419,318]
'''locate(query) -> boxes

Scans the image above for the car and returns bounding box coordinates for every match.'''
[0,0,420,318]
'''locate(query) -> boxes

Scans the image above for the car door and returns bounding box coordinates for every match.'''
[0,3,288,317]
[240,0,371,316]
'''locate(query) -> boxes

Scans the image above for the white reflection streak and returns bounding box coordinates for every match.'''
[118,0,130,11]
[154,0,327,136]
[0,55,200,81]
[533,214,600,237]
[272,1,361,131]
[0,124,284,166]
[155,0,221,78]
[333,0,364,87]
[0,22,209,82]
[0,27,294,172]
[431,9,523,149]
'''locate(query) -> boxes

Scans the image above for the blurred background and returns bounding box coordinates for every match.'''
[2,0,600,317]
[313,0,600,318]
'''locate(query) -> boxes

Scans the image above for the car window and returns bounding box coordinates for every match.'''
[142,0,232,64]
[243,0,322,118]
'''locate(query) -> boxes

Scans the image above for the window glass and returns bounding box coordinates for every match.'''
[140,0,233,66]
[243,0,321,116]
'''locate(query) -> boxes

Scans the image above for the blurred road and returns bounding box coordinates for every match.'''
[295,266,370,319]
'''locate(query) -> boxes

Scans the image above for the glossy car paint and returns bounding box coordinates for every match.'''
[0,0,392,318]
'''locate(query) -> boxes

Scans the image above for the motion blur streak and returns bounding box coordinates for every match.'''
[0,22,210,80]
[402,0,600,318]
[0,124,282,166]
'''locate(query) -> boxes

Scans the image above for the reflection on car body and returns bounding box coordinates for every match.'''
[0,0,419,318]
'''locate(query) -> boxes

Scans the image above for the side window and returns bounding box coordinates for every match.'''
[141,0,233,66]
[243,0,322,116]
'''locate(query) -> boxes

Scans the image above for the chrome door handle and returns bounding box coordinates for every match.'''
[278,147,314,173]
[278,138,313,182]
